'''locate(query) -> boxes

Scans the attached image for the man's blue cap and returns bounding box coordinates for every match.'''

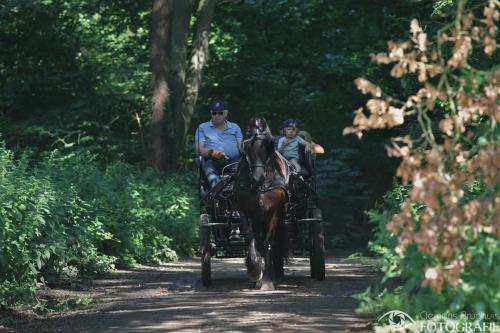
[282,118,298,128]
[210,100,225,111]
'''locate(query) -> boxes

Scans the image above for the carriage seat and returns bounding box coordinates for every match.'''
[297,143,315,178]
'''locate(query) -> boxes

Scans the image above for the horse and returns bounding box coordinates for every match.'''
[235,117,290,290]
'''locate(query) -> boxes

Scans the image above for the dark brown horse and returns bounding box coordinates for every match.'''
[235,117,290,290]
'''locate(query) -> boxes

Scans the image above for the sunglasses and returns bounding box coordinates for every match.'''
[211,111,224,116]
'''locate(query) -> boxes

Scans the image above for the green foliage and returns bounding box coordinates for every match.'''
[350,0,499,327]
[37,296,102,313]
[0,0,151,163]
[0,142,198,308]
[367,181,412,280]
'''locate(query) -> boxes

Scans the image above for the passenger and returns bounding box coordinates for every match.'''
[277,119,306,172]
[195,100,243,188]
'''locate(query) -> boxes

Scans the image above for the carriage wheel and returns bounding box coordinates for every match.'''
[273,251,284,280]
[200,226,212,286]
[307,208,322,279]
[312,222,325,281]
[309,244,316,278]
[309,224,316,278]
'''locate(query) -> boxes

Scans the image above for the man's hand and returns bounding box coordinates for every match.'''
[210,150,227,160]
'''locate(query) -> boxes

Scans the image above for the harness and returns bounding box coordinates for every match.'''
[238,133,291,199]
[235,119,293,255]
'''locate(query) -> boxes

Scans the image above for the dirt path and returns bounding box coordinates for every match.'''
[2,256,377,333]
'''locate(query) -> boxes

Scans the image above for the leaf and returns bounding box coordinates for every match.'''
[410,19,422,36]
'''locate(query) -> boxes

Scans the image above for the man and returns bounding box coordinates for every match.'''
[195,100,243,188]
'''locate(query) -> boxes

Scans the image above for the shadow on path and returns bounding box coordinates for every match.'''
[4,257,377,333]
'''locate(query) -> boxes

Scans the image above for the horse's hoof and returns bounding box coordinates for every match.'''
[259,281,275,291]
[248,270,263,282]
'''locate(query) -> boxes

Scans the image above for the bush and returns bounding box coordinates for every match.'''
[0,143,198,308]
[348,0,499,329]
[357,181,500,326]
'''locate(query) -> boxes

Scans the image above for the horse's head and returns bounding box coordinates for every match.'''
[242,117,275,187]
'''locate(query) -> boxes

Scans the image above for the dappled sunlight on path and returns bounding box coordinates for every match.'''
[7,257,377,332]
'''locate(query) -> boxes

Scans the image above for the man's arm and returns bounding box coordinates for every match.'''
[237,139,243,154]
[195,125,210,158]
[196,144,226,159]
[196,144,212,158]
[235,125,244,154]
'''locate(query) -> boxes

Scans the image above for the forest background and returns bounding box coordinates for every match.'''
[1,0,498,328]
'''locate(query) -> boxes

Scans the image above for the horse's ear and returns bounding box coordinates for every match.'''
[264,130,274,142]
[265,134,275,152]
[246,117,255,136]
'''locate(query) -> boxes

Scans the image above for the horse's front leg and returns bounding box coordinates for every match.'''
[258,210,281,291]
[241,213,264,283]
[258,239,275,291]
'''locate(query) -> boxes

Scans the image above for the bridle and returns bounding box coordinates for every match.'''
[242,134,271,175]
[242,130,272,177]
[237,118,281,208]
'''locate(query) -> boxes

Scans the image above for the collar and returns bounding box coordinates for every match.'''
[210,120,231,130]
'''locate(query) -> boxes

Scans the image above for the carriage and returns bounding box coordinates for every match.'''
[198,130,325,287]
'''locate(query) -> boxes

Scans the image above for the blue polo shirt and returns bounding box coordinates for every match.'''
[195,120,243,160]
[277,135,306,161]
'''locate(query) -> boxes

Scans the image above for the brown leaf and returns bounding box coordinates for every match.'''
[418,33,427,51]
[370,52,392,64]
[410,19,422,36]
[354,78,382,97]
[484,35,497,56]
[391,62,407,78]
[439,118,454,136]
[387,107,405,127]
[462,13,474,30]
[418,62,427,82]
[448,36,472,67]
[366,99,388,115]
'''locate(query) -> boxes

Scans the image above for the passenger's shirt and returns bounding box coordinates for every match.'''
[277,135,306,161]
[195,120,243,160]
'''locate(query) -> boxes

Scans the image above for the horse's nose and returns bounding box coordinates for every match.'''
[251,171,265,186]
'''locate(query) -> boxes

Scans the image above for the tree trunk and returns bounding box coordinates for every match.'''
[166,0,217,169]
[165,0,195,170]
[150,0,172,175]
